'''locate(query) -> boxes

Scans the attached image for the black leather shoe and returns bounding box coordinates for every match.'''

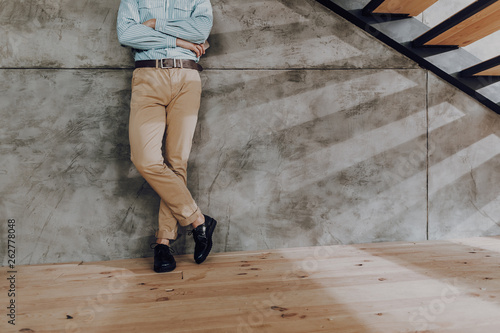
[152,243,176,273]
[191,215,217,264]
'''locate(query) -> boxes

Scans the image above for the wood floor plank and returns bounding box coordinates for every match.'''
[2,236,500,332]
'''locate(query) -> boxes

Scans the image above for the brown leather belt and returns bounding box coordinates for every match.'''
[135,59,203,72]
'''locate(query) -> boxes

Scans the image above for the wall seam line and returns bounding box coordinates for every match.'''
[0,67,423,71]
[426,70,430,241]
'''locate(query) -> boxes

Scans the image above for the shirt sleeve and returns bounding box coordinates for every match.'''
[155,0,213,44]
[117,0,177,50]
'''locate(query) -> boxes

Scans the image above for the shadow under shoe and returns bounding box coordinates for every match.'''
[151,243,176,273]
[190,215,217,264]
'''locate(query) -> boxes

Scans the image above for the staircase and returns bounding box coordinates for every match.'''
[315,0,500,115]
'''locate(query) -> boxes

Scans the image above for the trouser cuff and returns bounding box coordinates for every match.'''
[155,229,178,240]
[178,207,203,227]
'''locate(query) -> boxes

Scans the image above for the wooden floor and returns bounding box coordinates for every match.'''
[2,237,500,333]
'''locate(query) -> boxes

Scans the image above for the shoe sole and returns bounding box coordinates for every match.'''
[195,218,217,264]
[154,263,176,273]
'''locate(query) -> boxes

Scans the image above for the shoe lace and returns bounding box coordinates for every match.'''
[188,223,206,236]
[150,243,176,254]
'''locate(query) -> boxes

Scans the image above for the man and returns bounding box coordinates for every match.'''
[117,0,217,273]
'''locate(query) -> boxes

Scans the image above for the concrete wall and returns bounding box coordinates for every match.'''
[1,0,499,265]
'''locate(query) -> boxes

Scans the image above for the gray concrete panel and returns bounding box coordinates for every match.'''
[0,69,153,264]
[0,0,133,68]
[204,0,417,69]
[179,68,429,253]
[428,73,500,239]
[0,0,417,69]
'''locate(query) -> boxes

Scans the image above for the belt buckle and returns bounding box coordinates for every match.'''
[160,58,173,69]
[160,59,183,69]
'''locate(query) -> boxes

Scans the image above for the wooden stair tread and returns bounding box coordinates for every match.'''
[475,64,500,76]
[364,0,438,17]
[414,0,500,47]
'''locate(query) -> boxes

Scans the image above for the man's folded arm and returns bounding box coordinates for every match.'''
[117,0,177,50]
[155,0,213,44]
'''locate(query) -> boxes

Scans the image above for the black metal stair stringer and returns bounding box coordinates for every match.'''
[461,55,500,77]
[362,0,409,17]
[362,0,385,16]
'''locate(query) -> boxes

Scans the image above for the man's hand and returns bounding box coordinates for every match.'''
[176,38,206,57]
[142,19,156,29]
[141,19,206,58]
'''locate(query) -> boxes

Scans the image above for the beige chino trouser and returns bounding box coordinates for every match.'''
[129,67,203,240]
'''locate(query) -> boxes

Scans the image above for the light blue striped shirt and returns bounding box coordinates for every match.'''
[117,0,213,62]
